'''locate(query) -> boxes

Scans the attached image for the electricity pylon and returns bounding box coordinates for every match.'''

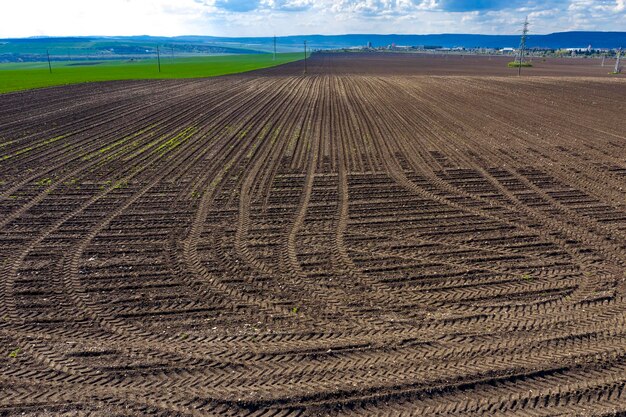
[517,16,529,76]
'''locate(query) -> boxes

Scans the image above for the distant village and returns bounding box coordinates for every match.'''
[339,42,622,58]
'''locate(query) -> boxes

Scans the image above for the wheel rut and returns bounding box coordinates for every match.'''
[1,54,625,416]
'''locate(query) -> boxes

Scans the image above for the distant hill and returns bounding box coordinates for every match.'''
[192,32,626,50]
[1,32,625,62]
[0,37,263,62]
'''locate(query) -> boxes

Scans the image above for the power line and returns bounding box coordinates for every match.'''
[304,41,307,74]
[46,49,52,74]
[157,45,161,73]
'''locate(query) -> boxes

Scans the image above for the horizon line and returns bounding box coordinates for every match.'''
[3,30,626,41]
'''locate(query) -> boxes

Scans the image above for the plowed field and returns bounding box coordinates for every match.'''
[1,54,626,416]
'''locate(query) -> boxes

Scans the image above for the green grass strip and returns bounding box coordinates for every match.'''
[0,53,305,94]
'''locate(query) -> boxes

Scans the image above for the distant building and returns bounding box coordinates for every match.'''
[566,47,593,52]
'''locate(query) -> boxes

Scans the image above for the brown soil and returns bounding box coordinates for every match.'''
[263,52,625,77]
[0,53,625,416]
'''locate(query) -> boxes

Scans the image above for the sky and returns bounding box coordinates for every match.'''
[1,0,625,38]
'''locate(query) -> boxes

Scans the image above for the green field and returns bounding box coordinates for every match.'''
[0,53,304,94]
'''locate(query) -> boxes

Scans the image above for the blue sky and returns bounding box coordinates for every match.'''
[1,0,625,38]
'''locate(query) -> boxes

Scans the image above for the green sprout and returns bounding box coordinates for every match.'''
[35,178,52,186]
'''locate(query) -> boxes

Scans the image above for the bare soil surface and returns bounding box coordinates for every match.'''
[1,53,625,416]
[263,52,625,77]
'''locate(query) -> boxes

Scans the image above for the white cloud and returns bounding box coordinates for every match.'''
[1,0,624,38]
[1,0,208,38]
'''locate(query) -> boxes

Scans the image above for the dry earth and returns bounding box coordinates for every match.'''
[0,53,625,416]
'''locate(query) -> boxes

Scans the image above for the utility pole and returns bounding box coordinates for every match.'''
[46,49,52,74]
[518,16,529,76]
[304,41,307,74]
[273,35,277,61]
[157,45,161,73]
[615,48,622,74]
[171,47,175,62]
[602,54,605,67]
